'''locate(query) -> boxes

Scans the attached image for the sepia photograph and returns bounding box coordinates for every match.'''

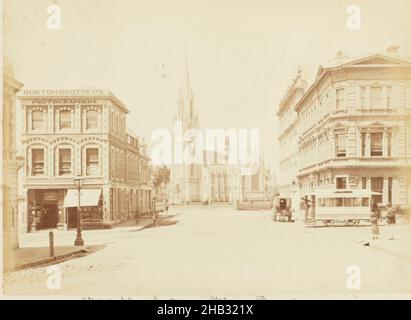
[1,0,411,302]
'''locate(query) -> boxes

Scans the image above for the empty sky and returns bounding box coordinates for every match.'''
[4,0,411,175]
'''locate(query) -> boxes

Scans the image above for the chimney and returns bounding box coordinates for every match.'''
[387,44,400,54]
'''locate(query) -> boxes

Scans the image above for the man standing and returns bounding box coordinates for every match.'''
[387,203,397,240]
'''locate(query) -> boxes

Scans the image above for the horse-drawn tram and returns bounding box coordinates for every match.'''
[310,189,381,226]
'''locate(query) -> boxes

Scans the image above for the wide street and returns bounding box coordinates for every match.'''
[3,206,411,298]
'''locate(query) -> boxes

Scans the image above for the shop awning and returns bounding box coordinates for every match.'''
[63,189,101,208]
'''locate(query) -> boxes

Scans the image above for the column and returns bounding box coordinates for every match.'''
[365,132,371,157]
[383,128,389,157]
[392,177,399,205]
[382,177,389,205]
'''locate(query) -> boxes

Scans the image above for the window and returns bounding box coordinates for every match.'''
[336,177,347,189]
[59,110,71,129]
[336,134,346,157]
[370,132,383,156]
[361,132,366,157]
[362,177,367,189]
[343,198,352,207]
[251,170,260,191]
[32,149,44,176]
[32,110,44,130]
[59,149,71,176]
[324,198,334,207]
[336,198,343,207]
[353,198,361,207]
[371,177,383,204]
[86,148,99,175]
[370,87,382,108]
[336,88,345,110]
[360,86,366,108]
[387,132,392,157]
[386,87,392,108]
[86,110,98,129]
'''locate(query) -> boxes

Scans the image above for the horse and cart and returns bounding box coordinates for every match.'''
[272,197,293,222]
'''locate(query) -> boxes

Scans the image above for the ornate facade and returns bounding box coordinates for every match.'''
[292,50,411,209]
[277,69,307,213]
[18,88,152,231]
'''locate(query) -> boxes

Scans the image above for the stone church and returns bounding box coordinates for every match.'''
[169,54,271,205]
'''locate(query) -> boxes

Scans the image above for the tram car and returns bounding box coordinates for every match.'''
[311,189,381,226]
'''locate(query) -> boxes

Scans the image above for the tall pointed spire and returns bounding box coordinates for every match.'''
[184,38,190,93]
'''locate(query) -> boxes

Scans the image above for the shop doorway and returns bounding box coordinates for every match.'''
[67,207,78,228]
[42,204,59,229]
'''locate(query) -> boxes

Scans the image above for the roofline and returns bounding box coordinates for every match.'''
[17,88,129,113]
[294,53,411,113]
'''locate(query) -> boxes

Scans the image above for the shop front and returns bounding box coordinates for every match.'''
[63,188,103,229]
[27,189,65,232]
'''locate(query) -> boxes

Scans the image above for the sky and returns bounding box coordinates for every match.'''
[4,0,411,176]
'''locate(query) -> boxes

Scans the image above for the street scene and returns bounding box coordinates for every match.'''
[4,206,411,297]
[2,0,411,299]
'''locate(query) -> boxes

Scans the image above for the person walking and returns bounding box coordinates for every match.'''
[370,199,380,239]
[386,203,397,240]
[303,196,310,221]
[164,198,169,213]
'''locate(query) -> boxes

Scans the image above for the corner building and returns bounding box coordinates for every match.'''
[18,88,150,230]
[295,52,411,208]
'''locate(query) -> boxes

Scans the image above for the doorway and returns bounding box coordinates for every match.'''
[42,204,59,229]
[67,207,78,228]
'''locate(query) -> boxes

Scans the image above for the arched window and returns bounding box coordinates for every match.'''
[86,148,99,175]
[32,148,45,176]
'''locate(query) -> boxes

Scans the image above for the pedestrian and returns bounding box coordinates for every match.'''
[303,196,310,221]
[386,203,396,225]
[370,200,380,239]
[386,203,397,240]
[164,198,169,212]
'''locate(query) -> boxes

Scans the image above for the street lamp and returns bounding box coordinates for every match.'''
[74,175,84,246]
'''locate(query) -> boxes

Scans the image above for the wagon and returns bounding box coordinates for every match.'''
[272,197,293,222]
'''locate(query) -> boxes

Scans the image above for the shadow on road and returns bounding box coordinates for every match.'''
[145,219,180,229]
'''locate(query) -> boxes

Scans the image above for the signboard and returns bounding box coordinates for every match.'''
[43,192,58,202]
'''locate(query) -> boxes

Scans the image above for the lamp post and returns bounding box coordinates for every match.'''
[74,175,84,246]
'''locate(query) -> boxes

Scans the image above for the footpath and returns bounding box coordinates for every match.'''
[4,213,177,272]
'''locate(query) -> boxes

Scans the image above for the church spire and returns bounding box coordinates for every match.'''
[184,39,190,93]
